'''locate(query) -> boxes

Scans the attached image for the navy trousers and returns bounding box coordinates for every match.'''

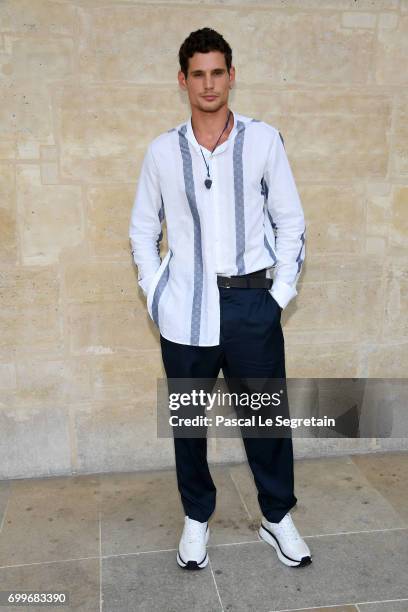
[160,285,298,523]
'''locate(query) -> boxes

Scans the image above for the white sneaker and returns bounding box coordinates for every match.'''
[177,515,210,570]
[259,512,312,567]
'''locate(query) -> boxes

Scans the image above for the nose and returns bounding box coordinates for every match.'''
[204,74,214,90]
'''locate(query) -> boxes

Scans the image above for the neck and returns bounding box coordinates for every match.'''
[190,104,233,140]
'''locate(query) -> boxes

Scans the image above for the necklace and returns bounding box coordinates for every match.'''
[192,110,232,190]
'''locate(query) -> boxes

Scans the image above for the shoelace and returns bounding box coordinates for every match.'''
[274,515,300,541]
[184,519,206,544]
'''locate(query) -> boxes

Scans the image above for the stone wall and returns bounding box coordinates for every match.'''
[1,0,407,479]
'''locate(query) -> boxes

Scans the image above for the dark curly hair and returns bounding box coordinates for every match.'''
[178,28,232,79]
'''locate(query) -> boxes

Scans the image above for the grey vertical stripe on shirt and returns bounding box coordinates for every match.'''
[262,146,304,274]
[178,125,203,345]
[261,177,277,263]
[233,120,246,275]
[151,251,173,327]
[156,195,165,256]
[159,195,165,223]
[261,177,277,230]
[264,235,277,264]
[268,209,277,231]
[296,229,306,274]
[279,131,285,148]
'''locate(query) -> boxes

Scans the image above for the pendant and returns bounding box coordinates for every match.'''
[205,178,212,189]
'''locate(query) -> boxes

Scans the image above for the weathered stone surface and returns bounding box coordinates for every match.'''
[1,0,406,478]
[0,163,17,263]
[17,165,84,265]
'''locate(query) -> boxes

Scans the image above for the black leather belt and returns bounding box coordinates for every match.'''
[217,268,273,289]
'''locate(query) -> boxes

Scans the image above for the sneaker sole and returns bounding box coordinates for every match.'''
[177,526,210,570]
[176,551,209,570]
[258,524,312,568]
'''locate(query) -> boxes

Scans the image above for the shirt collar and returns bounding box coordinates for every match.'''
[182,109,243,156]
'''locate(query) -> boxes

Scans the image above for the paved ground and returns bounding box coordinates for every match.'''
[0,450,407,611]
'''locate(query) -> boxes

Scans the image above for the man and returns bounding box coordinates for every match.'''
[129,27,311,571]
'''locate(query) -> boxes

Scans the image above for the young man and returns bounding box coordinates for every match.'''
[129,28,311,571]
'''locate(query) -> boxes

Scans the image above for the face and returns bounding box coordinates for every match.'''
[178,50,235,113]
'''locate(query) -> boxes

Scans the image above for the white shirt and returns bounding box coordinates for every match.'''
[129,109,306,347]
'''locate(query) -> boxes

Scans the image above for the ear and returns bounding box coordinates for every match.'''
[228,65,236,88]
[178,70,187,90]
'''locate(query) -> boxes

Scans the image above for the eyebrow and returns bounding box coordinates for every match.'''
[190,68,226,75]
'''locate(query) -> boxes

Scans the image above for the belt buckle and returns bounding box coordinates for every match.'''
[219,274,231,289]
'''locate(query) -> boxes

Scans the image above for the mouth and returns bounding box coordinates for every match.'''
[202,95,218,101]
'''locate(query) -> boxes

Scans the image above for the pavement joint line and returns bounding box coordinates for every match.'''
[99,511,103,612]
[268,598,408,612]
[0,497,10,535]
[208,556,225,612]
[0,526,407,569]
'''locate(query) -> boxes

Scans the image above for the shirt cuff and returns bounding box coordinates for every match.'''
[269,279,298,310]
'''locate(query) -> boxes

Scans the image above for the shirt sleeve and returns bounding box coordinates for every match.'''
[264,129,306,310]
[129,143,164,297]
